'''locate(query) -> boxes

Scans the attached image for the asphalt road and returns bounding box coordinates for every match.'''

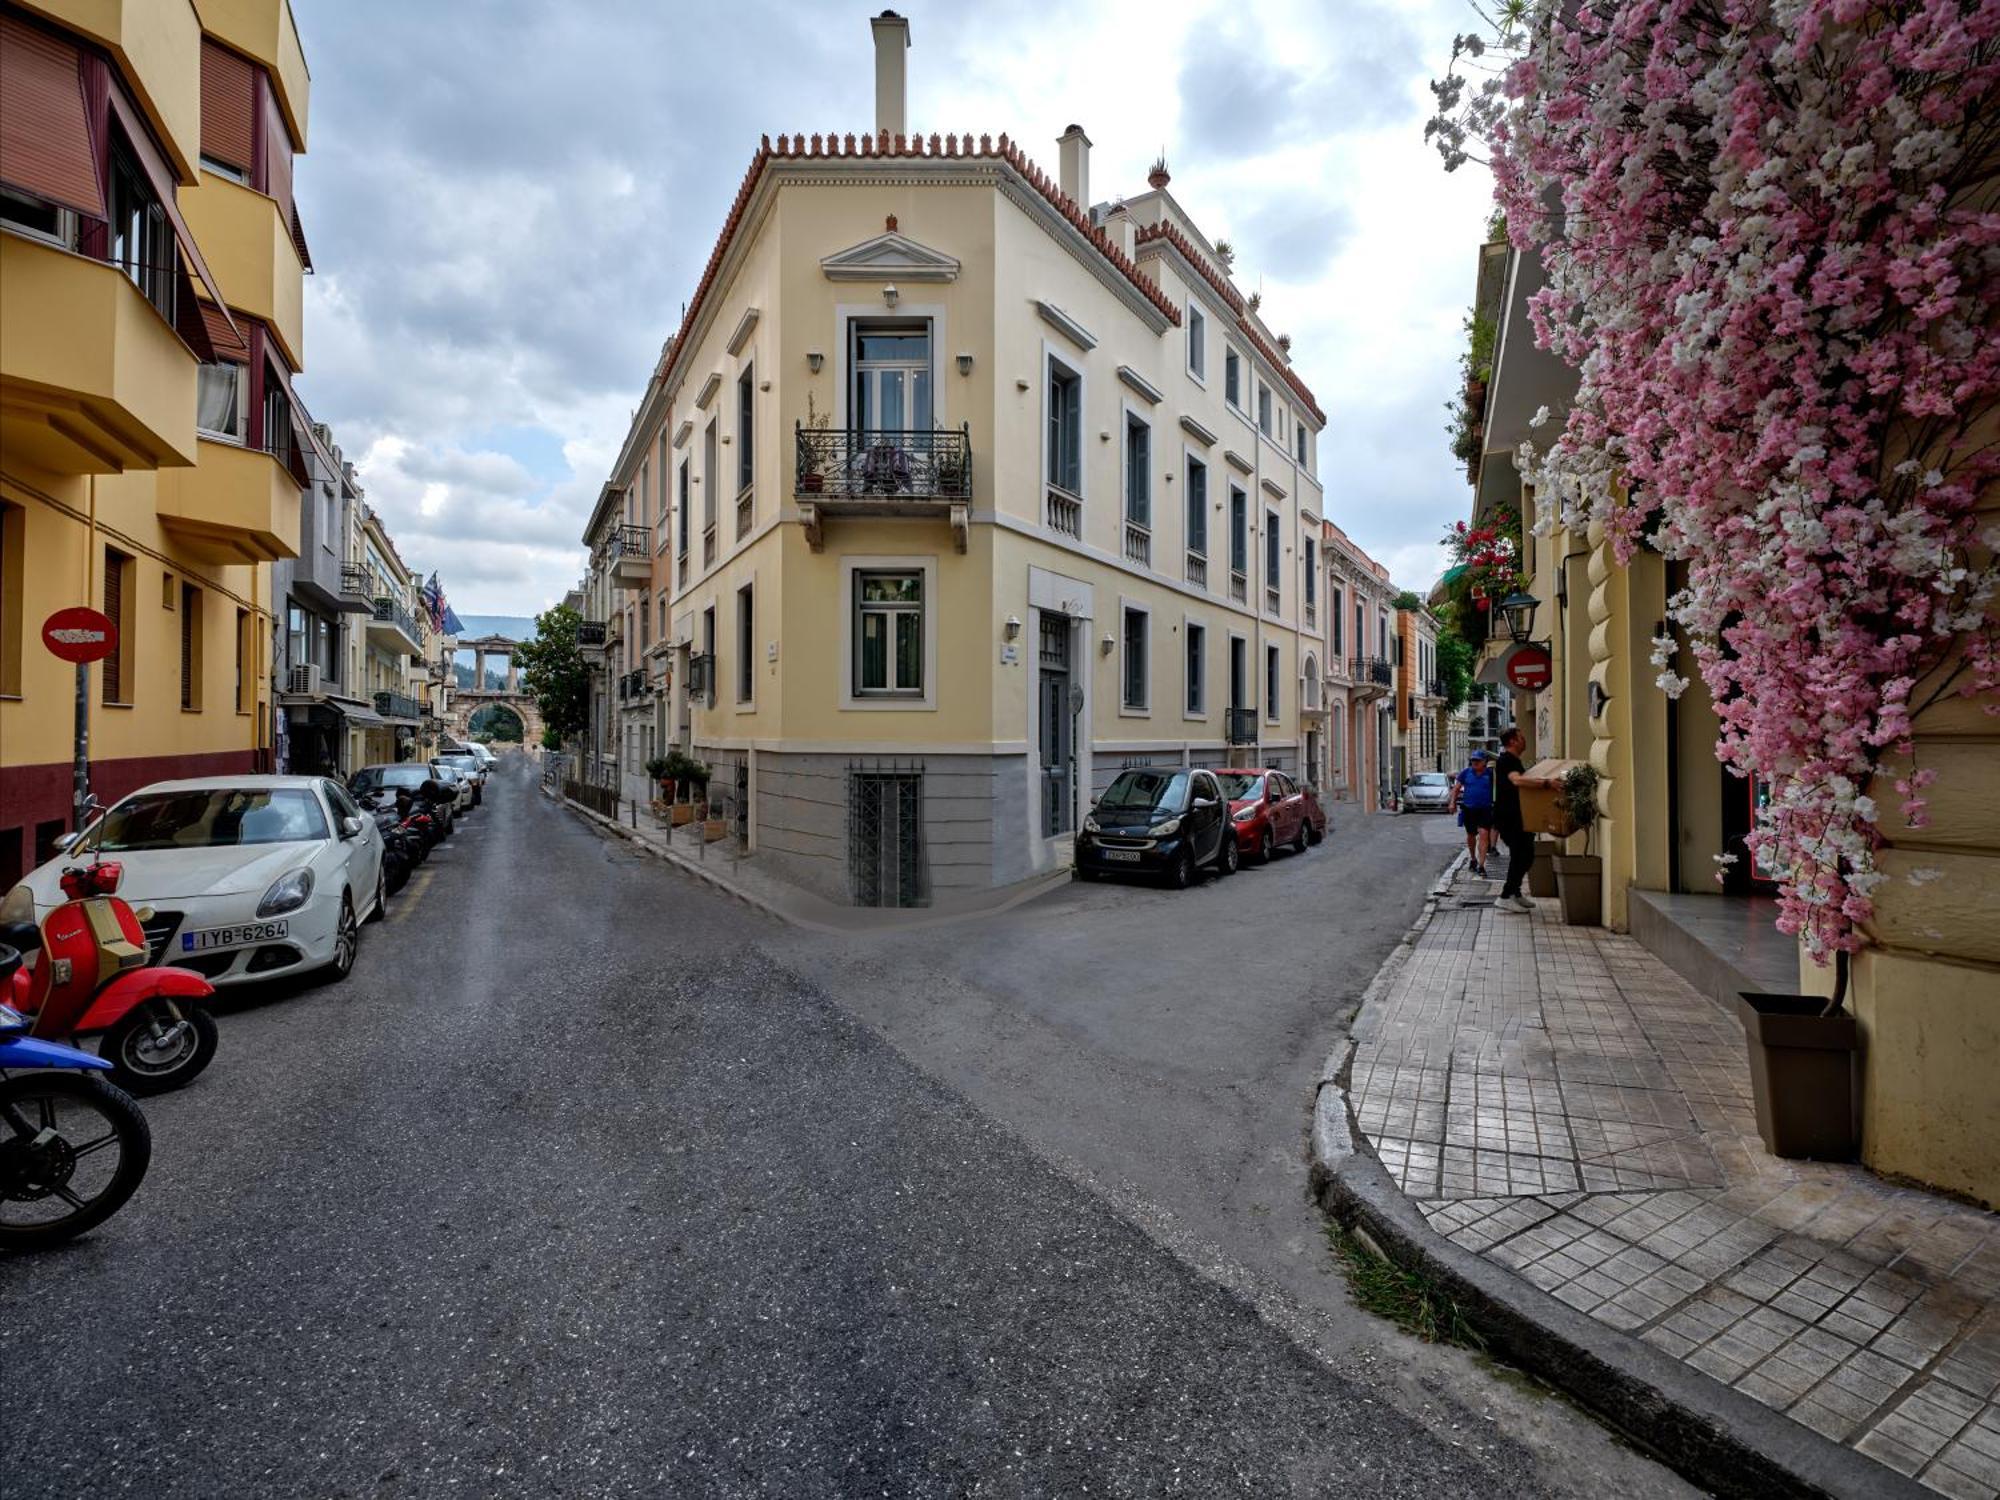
[1,754,1689,1498]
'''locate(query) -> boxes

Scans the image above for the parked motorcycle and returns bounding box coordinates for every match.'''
[358,789,418,893]
[0,858,219,1096]
[0,944,153,1249]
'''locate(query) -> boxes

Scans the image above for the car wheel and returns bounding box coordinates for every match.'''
[1073,865,1098,882]
[1293,820,1309,855]
[1168,846,1195,890]
[328,895,358,982]
[1215,833,1240,877]
[1258,827,1275,864]
[365,865,386,923]
[1306,819,1325,847]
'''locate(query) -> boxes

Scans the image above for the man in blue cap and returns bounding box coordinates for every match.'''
[1449,747,1496,876]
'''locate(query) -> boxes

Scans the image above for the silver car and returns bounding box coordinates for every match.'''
[1401,772,1454,812]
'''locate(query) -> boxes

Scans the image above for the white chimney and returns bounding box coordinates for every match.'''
[1058,124,1091,207]
[1105,202,1135,260]
[870,10,910,139]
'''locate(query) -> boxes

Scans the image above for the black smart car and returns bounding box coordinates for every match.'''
[1073,767,1238,888]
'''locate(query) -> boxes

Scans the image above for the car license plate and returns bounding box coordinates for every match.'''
[1103,849,1141,862]
[181,919,288,953]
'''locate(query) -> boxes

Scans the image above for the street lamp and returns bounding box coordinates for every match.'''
[1498,590,1540,645]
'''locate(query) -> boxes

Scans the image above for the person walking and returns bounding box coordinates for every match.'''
[1494,726,1538,913]
[1449,748,1497,876]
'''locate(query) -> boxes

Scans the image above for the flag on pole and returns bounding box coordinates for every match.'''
[421,572,446,634]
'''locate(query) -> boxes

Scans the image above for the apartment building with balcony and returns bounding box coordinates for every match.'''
[605,14,1326,907]
[1395,598,1445,780]
[0,0,310,889]
[1320,520,1395,811]
[346,503,427,767]
[273,421,375,775]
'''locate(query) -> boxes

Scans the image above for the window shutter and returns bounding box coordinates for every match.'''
[260,76,292,230]
[199,39,256,175]
[199,299,249,361]
[180,589,195,709]
[102,553,123,702]
[0,15,106,218]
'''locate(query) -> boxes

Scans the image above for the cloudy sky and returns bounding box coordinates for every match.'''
[292,0,1494,613]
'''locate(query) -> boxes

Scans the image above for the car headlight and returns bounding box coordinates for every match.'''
[1232,805,1258,822]
[1082,814,1100,834]
[256,869,315,917]
[0,883,34,925]
[1148,816,1182,838]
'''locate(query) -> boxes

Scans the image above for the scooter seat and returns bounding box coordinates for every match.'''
[0,920,40,956]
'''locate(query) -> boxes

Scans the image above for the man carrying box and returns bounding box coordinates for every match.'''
[1494,726,1538,913]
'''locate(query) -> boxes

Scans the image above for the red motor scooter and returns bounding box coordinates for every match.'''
[1,857,219,1095]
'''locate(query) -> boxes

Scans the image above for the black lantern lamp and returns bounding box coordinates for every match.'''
[1498,590,1541,645]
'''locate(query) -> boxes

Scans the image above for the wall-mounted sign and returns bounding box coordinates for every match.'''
[1505,644,1552,691]
[41,607,118,664]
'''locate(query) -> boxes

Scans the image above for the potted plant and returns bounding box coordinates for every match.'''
[1738,949,1859,1161]
[1551,763,1603,926]
[798,391,832,494]
[660,748,707,825]
[702,792,728,843]
[645,754,671,805]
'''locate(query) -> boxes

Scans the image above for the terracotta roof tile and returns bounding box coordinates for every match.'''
[664,132,1180,394]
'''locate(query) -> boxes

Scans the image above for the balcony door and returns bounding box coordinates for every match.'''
[851,323,933,436]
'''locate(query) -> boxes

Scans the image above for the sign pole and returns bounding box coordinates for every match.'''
[73,660,90,832]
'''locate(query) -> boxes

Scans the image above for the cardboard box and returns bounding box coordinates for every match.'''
[1517,758,1583,837]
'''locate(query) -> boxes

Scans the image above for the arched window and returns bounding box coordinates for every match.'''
[1303,654,1320,709]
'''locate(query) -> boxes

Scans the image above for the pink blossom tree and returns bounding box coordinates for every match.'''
[1430,0,2000,959]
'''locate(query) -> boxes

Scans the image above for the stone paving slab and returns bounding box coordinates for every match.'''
[1346,863,2000,1498]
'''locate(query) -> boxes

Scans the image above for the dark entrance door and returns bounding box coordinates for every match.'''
[1039,616,1073,836]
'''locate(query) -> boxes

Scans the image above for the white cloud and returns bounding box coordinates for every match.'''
[293,0,1488,608]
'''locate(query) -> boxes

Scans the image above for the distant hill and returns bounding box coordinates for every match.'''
[450,613,536,642]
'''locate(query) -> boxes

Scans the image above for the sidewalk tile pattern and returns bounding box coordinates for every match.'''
[1349,873,2000,1498]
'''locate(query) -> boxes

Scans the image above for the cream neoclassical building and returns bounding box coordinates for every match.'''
[603,14,1327,908]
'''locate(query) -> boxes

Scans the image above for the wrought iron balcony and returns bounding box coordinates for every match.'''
[373,690,423,722]
[367,596,424,655]
[1225,707,1259,746]
[604,524,651,586]
[577,619,608,652]
[338,563,373,608]
[795,424,972,552]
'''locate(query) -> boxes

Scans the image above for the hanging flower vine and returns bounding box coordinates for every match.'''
[1429,0,2000,958]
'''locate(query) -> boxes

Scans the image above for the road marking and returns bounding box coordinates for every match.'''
[388,867,435,922]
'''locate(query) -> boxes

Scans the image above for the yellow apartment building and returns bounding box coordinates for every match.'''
[595,15,1327,909]
[1470,233,2000,1207]
[0,0,310,888]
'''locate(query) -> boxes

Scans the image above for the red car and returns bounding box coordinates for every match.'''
[1214,767,1327,863]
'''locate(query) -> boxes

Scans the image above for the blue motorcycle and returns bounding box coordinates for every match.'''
[1,941,152,1249]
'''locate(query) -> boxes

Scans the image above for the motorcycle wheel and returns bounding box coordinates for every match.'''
[385,855,409,895]
[103,1001,219,1096]
[0,1073,151,1249]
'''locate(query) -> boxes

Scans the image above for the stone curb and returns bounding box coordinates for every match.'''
[1308,861,1928,1500]
[544,785,793,926]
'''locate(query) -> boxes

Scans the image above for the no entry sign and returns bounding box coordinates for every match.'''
[42,607,119,664]
[1505,644,1553,691]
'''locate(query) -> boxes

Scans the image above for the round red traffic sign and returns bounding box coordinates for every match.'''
[42,607,119,664]
[1505,644,1552,691]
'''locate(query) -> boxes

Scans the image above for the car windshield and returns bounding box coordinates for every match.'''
[351,766,430,794]
[438,756,477,770]
[1411,773,1451,787]
[1214,772,1266,801]
[82,788,328,852]
[1099,769,1187,812]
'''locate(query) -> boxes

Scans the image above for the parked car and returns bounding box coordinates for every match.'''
[1402,772,1455,812]
[3,777,385,988]
[1215,768,1323,862]
[351,764,456,838]
[434,752,486,801]
[427,762,475,813]
[1074,767,1238,887]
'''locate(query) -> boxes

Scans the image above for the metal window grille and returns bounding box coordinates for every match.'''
[847,762,927,908]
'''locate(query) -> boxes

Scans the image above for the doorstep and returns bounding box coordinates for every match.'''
[1629,889,1799,1013]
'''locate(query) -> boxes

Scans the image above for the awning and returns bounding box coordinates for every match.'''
[333,699,384,728]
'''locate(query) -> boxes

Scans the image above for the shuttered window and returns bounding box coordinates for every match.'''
[261,78,291,226]
[199,40,256,177]
[0,15,105,219]
[102,549,129,703]
[180,584,201,711]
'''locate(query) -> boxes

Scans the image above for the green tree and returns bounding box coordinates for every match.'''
[514,604,589,746]
[1437,630,1476,711]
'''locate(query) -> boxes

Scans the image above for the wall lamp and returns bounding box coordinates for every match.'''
[882,283,900,307]
[956,352,974,376]
[1101,633,1116,656]
[806,350,824,374]
[1003,615,1022,640]
[1498,590,1541,645]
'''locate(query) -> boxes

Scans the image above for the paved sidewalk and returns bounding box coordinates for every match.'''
[1343,861,2000,1498]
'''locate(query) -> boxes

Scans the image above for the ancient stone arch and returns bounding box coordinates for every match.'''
[443,633,545,746]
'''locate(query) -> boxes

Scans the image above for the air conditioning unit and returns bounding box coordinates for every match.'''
[288,663,322,696]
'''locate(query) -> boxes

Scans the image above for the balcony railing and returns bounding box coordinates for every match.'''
[1123,520,1151,567]
[702,522,716,569]
[736,489,754,540]
[1185,551,1207,588]
[1426,677,1450,698]
[1266,585,1281,616]
[1225,707,1259,746]
[604,524,649,559]
[1229,570,1248,604]
[616,668,649,702]
[1046,486,1082,538]
[374,690,422,722]
[796,424,972,502]
[339,563,371,601]
[371,596,423,645]
[1304,600,1317,630]
[577,620,607,650]
[1350,656,1394,688]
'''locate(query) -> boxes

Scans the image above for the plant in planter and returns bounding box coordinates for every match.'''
[660,749,708,825]
[702,792,728,843]
[645,753,671,799]
[1551,763,1603,926]
[798,392,833,494]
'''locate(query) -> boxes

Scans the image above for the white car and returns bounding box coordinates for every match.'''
[4,776,385,987]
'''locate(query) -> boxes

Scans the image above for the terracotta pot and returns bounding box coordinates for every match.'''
[670,804,696,826]
[1736,993,1859,1161]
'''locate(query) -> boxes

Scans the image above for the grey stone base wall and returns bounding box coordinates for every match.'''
[696,746,1029,909]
